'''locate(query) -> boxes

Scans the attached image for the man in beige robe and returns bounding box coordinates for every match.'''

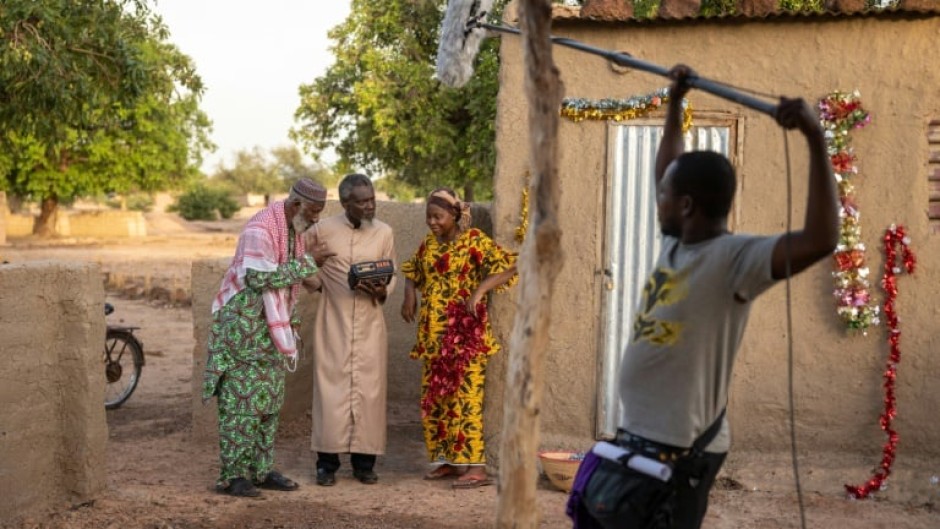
[303,173,395,486]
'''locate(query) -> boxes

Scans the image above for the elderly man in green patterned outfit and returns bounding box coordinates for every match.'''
[203,178,333,497]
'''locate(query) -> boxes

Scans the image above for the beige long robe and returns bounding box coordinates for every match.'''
[306,213,396,455]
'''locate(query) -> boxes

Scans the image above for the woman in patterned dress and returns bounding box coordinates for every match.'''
[400,188,517,488]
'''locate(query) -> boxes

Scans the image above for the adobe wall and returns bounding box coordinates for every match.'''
[492,12,940,464]
[66,210,148,237]
[4,210,147,238]
[0,191,7,246]
[0,262,107,519]
[191,201,494,442]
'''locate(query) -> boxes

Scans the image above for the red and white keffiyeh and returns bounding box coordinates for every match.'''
[212,200,305,357]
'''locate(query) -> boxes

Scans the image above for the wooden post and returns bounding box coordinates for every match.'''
[496,1,564,527]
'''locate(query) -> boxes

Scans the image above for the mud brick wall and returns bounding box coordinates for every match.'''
[66,210,148,237]
[0,191,7,246]
[0,262,107,519]
[190,258,229,444]
[4,210,147,238]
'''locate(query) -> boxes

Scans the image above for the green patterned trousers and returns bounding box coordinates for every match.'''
[214,361,285,486]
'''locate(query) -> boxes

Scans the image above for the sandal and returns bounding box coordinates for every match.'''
[423,464,460,480]
[220,477,261,497]
[452,476,494,489]
[257,470,299,491]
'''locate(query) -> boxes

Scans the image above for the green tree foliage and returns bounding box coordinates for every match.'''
[211,145,335,197]
[778,0,824,11]
[0,0,154,136]
[700,0,736,16]
[374,175,419,202]
[271,145,338,190]
[632,0,660,18]
[170,183,239,221]
[292,0,503,201]
[211,147,282,197]
[0,1,212,236]
[111,192,155,212]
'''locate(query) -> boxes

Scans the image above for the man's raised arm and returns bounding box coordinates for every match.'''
[770,97,839,279]
[656,65,694,186]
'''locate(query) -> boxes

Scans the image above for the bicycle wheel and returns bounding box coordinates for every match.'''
[104,330,143,409]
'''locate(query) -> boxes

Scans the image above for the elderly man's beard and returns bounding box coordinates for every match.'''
[292,211,312,234]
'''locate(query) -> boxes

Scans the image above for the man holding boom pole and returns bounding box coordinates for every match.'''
[574,65,838,529]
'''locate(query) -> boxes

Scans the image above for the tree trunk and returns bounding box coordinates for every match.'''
[463,183,475,203]
[34,195,59,237]
[496,1,564,528]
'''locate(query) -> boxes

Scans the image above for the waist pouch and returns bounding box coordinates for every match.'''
[566,447,679,529]
[567,410,726,529]
[582,456,678,529]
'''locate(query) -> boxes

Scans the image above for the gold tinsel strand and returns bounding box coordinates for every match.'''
[515,173,530,243]
[560,96,694,132]
[529,90,696,241]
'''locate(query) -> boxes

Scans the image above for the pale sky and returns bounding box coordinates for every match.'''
[153,0,352,173]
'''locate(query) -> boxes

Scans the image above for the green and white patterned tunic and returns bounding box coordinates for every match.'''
[203,252,317,485]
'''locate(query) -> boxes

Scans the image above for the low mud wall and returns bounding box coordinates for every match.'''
[0,192,7,246]
[104,266,192,305]
[0,262,107,520]
[4,210,147,238]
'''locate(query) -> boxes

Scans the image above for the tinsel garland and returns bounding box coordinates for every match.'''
[516,173,529,243]
[845,225,916,499]
[552,88,691,244]
[560,87,693,131]
[820,91,878,331]
[420,300,491,417]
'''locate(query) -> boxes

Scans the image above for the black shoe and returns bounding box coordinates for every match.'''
[353,468,378,485]
[316,468,336,487]
[220,477,261,497]
[257,470,299,491]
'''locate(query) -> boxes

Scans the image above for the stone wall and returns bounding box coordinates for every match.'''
[0,262,107,519]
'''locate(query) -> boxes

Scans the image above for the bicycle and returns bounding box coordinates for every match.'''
[104,302,145,409]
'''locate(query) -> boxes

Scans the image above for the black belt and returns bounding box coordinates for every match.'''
[613,409,727,464]
[613,430,690,462]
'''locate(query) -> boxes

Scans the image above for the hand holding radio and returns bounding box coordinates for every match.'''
[348,259,394,306]
[356,280,388,306]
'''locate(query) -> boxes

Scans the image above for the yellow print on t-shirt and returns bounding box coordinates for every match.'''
[632,267,688,346]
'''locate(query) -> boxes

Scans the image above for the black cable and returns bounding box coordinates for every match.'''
[783,131,808,529]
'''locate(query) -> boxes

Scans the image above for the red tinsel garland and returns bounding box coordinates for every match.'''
[420,300,490,417]
[845,225,916,499]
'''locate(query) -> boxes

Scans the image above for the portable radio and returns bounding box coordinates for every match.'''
[348,259,394,290]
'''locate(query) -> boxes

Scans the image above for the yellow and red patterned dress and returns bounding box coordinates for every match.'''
[401,228,517,465]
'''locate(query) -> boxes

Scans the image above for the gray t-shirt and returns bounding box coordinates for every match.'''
[617,233,780,453]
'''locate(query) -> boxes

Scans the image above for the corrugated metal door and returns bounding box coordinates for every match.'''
[597,124,732,439]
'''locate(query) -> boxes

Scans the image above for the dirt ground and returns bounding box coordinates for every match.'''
[1,213,938,528]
